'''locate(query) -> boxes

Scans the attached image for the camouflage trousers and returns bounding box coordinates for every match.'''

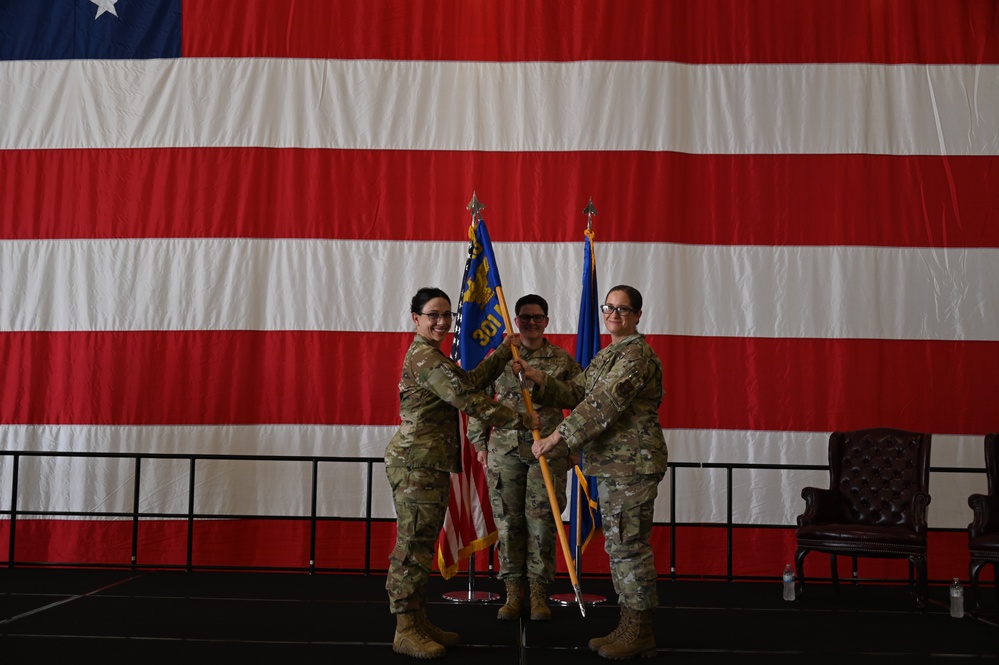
[385,465,450,615]
[486,451,567,584]
[598,473,665,611]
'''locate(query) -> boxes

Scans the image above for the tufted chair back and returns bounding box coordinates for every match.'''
[795,428,932,608]
[830,429,931,530]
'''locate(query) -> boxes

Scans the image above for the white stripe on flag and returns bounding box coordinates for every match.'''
[2,60,997,155]
[4,239,997,340]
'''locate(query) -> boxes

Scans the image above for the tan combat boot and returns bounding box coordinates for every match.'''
[597,608,656,660]
[588,607,629,651]
[529,581,552,621]
[497,579,524,620]
[415,609,460,647]
[392,611,445,659]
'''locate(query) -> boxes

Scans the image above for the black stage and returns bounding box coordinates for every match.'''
[1,569,996,663]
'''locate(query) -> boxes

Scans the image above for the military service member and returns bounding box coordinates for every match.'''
[516,285,667,660]
[385,287,538,659]
[467,294,582,622]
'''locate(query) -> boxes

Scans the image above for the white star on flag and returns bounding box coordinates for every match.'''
[91,0,119,19]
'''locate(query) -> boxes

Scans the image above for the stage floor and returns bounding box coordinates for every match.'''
[1,568,996,663]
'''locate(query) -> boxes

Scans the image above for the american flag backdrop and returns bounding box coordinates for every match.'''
[2,0,998,579]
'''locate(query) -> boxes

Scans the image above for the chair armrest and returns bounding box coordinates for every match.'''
[968,493,999,540]
[797,486,841,526]
[910,491,931,534]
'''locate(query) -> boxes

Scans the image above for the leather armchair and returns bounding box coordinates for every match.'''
[968,432,999,615]
[795,427,932,608]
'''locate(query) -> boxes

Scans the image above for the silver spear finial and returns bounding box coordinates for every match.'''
[467,192,485,221]
[583,197,598,231]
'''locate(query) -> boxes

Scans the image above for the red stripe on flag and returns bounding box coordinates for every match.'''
[0,331,408,426]
[3,149,997,247]
[182,0,999,64]
[656,335,999,435]
[2,331,997,434]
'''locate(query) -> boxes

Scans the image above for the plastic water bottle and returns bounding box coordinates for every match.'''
[950,578,964,618]
[782,564,795,601]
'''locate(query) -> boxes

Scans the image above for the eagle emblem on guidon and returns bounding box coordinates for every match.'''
[463,258,495,307]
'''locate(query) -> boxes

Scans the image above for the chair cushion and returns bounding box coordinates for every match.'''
[969,531,999,555]
[797,522,926,551]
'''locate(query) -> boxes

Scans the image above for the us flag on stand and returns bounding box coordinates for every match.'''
[1,1,997,578]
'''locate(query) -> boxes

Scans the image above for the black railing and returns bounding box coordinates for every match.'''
[1,450,388,574]
[0,450,983,583]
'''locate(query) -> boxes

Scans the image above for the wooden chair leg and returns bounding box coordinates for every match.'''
[969,559,984,615]
[907,559,918,601]
[913,555,928,609]
[794,547,809,599]
[830,554,839,592]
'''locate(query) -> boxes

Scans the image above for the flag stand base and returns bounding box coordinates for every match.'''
[443,590,499,603]
[550,592,606,607]
[441,555,499,603]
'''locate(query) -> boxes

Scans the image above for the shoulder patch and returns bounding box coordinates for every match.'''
[615,378,636,398]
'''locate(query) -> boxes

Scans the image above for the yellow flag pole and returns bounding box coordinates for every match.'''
[463,194,584,615]
[494,284,587,617]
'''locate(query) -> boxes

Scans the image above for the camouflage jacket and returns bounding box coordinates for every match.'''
[385,334,532,472]
[534,333,668,477]
[466,339,582,461]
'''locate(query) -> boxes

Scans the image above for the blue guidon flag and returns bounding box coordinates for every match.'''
[569,226,603,564]
[452,218,506,371]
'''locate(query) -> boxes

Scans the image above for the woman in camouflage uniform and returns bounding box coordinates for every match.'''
[467,294,582,622]
[516,285,668,660]
[385,287,538,659]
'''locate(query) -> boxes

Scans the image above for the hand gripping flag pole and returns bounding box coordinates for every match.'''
[465,194,586,617]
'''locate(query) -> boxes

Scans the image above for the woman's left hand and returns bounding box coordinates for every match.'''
[532,431,562,459]
[512,358,542,384]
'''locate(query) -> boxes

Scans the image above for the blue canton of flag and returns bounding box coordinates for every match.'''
[451,219,506,370]
[0,0,182,61]
[569,228,602,565]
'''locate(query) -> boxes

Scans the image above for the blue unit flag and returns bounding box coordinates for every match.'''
[569,228,602,563]
[452,219,506,370]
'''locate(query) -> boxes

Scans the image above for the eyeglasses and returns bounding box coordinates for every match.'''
[516,314,547,324]
[419,311,454,322]
[600,304,636,316]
